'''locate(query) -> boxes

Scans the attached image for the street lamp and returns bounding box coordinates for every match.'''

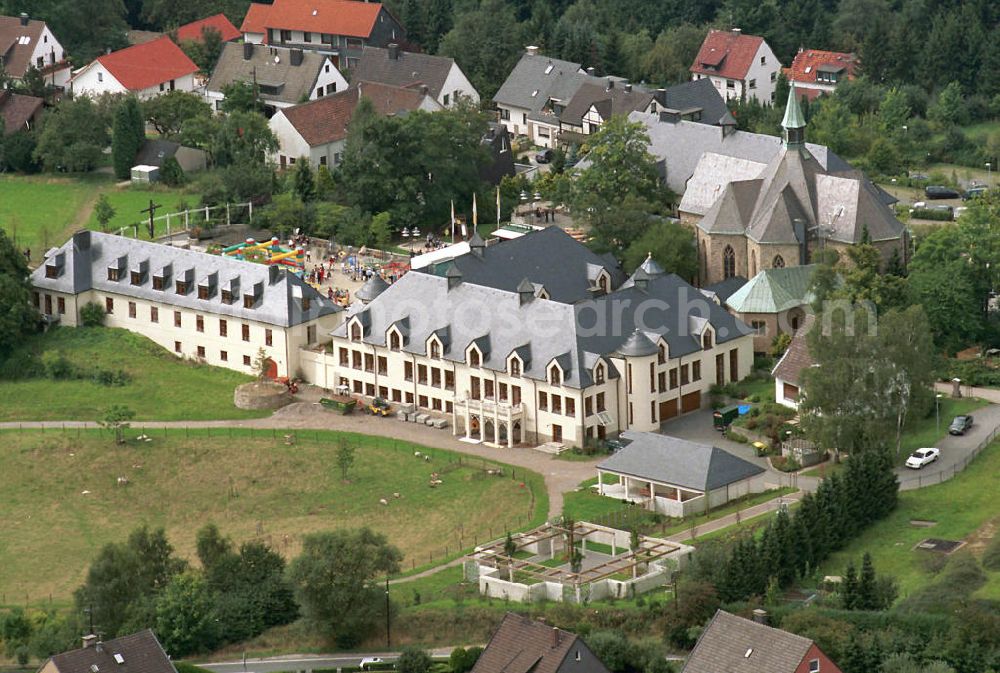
[987,162,992,187]
[935,393,943,434]
[401,227,411,238]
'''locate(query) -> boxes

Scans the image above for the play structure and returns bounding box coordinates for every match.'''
[221,237,305,273]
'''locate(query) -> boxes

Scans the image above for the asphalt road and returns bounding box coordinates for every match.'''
[198,651,453,673]
[895,402,1000,490]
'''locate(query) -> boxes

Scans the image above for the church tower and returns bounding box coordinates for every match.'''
[781,85,806,149]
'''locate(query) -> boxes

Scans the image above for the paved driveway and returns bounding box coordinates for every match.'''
[896,402,1000,490]
[661,408,769,468]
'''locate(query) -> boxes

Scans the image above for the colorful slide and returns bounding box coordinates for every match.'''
[268,248,304,265]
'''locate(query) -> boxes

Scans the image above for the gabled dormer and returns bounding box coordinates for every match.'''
[198,271,218,300]
[348,311,370,341]
[221,276,239,304]
[548,354,571,386]
[153,263,172,290]
[175,268,195,295]
[466,335,490,368]
[691,317,714,350]
[387,318,409,351]
[593,360,607,385]
[427,327,450,359]
[242,280,263,308]
[657,337,669,364]
[508,344,531,378]
[44,251,65,279]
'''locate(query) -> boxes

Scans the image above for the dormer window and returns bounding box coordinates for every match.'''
[550,366,561,386]
[658,344,666,364]
[131,271,142,285]
[389,331,401,351]
[598,274,609,294]
[350,323,361,341]
[221,289,233,304]
[595,364,605,384]
[702,331,713,350]
[153,276,164,290]
[509,357,520,377]
[176,280,188,295]
[243,294,255,308]
[469,348,481,368]
[108,268,120,281]
[46,265,59,278]
[430,341,441,359]
[198,285,209,300]
[302,297,311,311]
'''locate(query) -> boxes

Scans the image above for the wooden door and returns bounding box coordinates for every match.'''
[681,391,701,413]
[552,424,563,443]
[659,398,678,420]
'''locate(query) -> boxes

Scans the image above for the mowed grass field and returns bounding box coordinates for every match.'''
[0,429,544,607]
[0,327,266,421]
[0,174,198,262]
[818,438,1000,600]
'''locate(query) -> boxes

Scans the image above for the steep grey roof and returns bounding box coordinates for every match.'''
[696,143,906,245]
[654,78,729,126]
[771,328,814,386]
[615,329,658,357]
[597,432,764,492]
[134,139,179,167]
[337,245,748,389]
[493,52,584,113]
[47,630,177,673]
[701,276,748,304]
[682,610,816,673]
[354,46,465,100]
[355,273,389,302]
[626,110,850,199]
[576,273,753,360]
[32,231,339,327]
[415,227,626,304]
[208,42,330,105]
[559,80,653,126]
[638,253,665,276]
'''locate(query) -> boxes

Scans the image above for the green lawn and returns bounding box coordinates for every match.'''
[0,429,544,608]
[0,327,267,421]
[0,174,199,263]
[817,438,1000,600]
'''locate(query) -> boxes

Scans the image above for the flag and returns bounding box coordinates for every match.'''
[472,192,478,227]
[450,200,455,240]
[496,186,501,224]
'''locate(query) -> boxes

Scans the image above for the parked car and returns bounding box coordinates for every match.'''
[948,415,973,435]
[963,186,989,201]
[925,185,961,199]
[360,658,384,670]
[535,148,553,163]
[905,447,940,469]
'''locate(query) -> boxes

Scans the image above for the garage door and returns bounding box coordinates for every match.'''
[681,391,701,413]
[659,398,678,420]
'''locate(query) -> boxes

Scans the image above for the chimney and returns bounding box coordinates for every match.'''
[243,42,254,60]
[419,84,429,96]
[526,45,539,56]
[731,27,742,35]
[95,642,104,654]
[605,78,614,91]
[82,635,97,649]
[624,83,632,93]
[517,278,534,305]
[388,43,400,60]
[73,229,92,251]
[752,608,768,625]
[290,48,303,66]
[793,218,808,265]
[268,264,282,284]
[445,264,462,290]
[552,627,561,648]
[586,66,596,77]
[19,12,29,26]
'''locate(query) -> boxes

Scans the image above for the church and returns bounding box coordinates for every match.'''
[690,87,908,285]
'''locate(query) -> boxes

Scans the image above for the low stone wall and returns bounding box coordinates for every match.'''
[234,381,292,410]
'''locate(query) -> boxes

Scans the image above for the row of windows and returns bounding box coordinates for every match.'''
[107,267,273,309]
[722,246,785,279]
[104,297,273,345]
[341,378,456,413]
[173,341,253,367]
[537,391,576,416]
[34,292,65,315]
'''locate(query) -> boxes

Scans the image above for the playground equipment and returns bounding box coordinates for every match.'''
[220,237,305,273]
[268,248,305,266]
[223,237,280,257]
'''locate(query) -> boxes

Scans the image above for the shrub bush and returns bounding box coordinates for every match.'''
[982,535,1000,571]
[80,302,106,327]
[911,207,953,221]
[943,358,1000,387]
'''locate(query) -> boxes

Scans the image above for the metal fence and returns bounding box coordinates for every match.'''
[896,424,998,489]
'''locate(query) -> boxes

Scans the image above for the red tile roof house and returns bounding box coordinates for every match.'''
[70,36,198,99]
[690,28,780,104]
[682,610,843,673]
[268,79,441,168]
[240,0,406,70]
[175,13,242,44]
[0,12,72,89]
[783,48,857,101]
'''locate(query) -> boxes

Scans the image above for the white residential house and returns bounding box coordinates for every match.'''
[31,231,342,378]
[0,13,72,89]
[70,36,198,100]
[205,42,347,115]
[772,330,813,409]
[269,80,440,169]
[690,28,780,103]
[353,44,479,108]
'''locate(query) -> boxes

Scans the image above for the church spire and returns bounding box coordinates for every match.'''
[781,84,806,149]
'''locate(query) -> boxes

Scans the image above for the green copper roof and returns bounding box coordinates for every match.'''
[781,85,806,129]
[725,264,817,314]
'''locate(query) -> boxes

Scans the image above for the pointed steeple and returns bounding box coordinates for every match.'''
[781,84,806,149]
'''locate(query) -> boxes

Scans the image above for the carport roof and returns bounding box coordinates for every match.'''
[597,431,764,492]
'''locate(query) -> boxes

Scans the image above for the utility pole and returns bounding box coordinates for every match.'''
[140,199,163,239]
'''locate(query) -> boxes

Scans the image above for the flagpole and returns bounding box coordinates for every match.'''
[472,193,478,231]
[496,186,501,226]
[450,200,455,244]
